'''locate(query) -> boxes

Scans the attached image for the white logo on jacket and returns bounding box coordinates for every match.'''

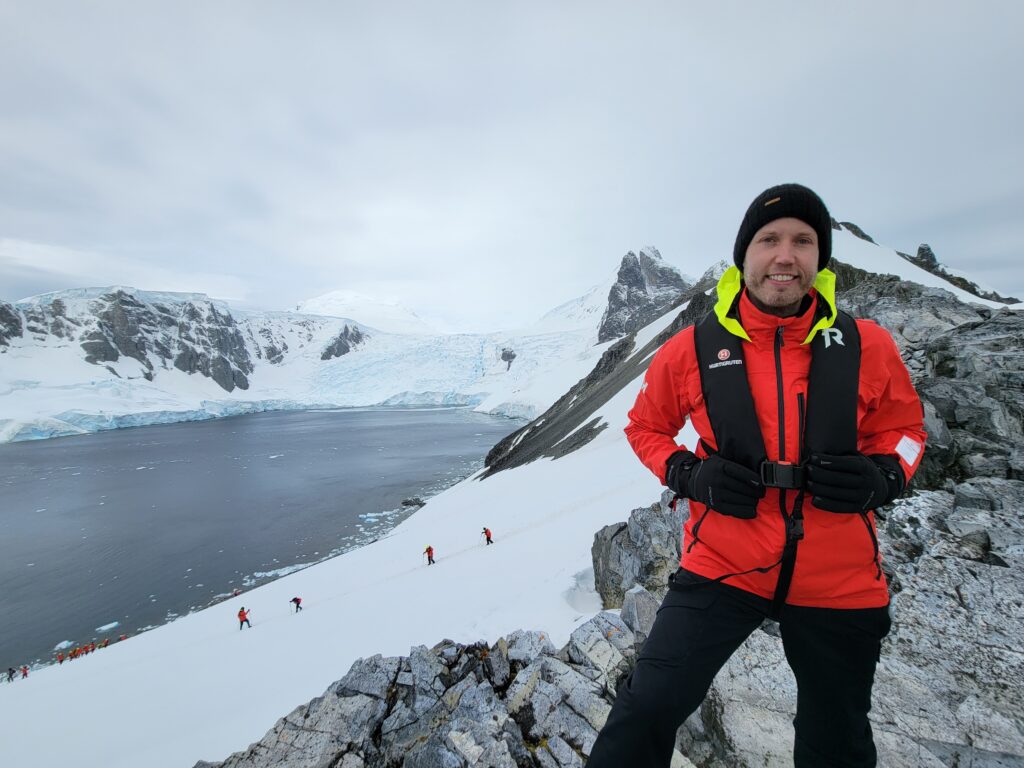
[822,328,845,349]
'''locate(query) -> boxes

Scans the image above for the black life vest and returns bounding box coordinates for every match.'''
[690,301,863,613]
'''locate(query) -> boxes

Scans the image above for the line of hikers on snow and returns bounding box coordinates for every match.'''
[238,527,495,630]
[424,526,494,566]
[5,632,132,684]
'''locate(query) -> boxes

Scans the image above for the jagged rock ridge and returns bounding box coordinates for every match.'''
[2,288,368,393]
[597,247,692,343]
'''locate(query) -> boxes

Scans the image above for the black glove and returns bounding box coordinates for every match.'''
[807,453,904,513]
[665,450,765,519]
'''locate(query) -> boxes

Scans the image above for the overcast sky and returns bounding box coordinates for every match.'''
[1,1,1022,331]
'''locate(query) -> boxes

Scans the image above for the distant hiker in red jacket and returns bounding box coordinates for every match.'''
[290,597,302,613]
[238,607,251,629]
[482,527,493,545]
[424,545,435,565]
[57,651,64,665]
[20,666,28,679]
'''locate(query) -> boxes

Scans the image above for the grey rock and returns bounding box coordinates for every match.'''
[540,734,584,767]
[485,637,511,689]
[0,301,24,348]
[321,324,365,361]
[335,654,400,699]
[592,490,684,607]
[620,584,660,647]
[566,612,635,692]
[505,629,557,668]
[598,247,692,343]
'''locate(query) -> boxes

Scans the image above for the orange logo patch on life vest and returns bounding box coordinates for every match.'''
[717,349,730,361]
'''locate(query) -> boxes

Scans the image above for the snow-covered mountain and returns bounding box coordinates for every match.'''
[296,289,438,335]
[0,249,694,442]
[0,223,1021,767]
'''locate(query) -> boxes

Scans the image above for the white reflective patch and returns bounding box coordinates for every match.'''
[895,435,922,466]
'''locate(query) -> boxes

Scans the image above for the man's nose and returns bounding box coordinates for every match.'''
[775,240,798,263]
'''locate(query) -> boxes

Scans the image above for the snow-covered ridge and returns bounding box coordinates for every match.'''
[1,234,1016,445]
[296,289,437,335]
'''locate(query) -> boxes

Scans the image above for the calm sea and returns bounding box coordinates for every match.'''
[0,407,517,670]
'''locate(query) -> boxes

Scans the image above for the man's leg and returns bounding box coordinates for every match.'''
[780,604,891,768]
[587,572,765,768]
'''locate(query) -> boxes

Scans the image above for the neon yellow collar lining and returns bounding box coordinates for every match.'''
[713,266,837,344]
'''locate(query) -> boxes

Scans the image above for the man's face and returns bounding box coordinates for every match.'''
[743,217,819,316]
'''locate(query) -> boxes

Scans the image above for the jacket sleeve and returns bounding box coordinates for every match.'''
[624,332,693,484]
[857,324,927,484]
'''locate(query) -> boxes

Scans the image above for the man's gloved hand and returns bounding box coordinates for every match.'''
[807,453,904,513]
[665,450,765,519]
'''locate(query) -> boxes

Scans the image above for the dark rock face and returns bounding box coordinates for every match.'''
[838,221,876,243]
[501,348,517,371]
[19,290,272,393]
[597,247,691,343]
[0,301,24,349]
[898,244,1020,304]
[321,325,366,361]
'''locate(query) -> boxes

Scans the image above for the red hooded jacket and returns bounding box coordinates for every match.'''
[625,272,926,608]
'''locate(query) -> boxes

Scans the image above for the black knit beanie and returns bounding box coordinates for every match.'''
[733,183,832,271]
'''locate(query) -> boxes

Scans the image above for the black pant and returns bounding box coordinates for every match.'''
[587,570,890,768]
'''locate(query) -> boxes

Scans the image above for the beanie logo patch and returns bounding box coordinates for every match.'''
[764,197,782,206]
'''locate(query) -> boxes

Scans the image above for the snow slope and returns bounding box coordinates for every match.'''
[0,303,694,768]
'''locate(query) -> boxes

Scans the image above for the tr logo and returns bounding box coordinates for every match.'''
[822,328,845,349]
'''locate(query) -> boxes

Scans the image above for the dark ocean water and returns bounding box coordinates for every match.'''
[0,408,516,670]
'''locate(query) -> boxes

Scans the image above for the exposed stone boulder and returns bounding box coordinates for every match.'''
[597,247,691,343]
[592,490,684,608]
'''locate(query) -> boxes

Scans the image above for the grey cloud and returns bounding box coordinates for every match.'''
[1,1,1023,327]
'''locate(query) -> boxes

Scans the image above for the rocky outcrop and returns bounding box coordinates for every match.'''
[321,324,366,361]
[597,247,691,343]
[592,490,684,607]
[838,220,876,243]
[587,479,1024,767]
[501,348,517,371]
[0,301,24,349]
[897,244,1020,304]
[9,288,363,395]
[196,625,696,768]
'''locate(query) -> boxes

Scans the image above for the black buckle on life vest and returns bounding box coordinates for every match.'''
[760,461,806,489]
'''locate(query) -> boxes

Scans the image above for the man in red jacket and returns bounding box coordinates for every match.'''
[589,184,926,768]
